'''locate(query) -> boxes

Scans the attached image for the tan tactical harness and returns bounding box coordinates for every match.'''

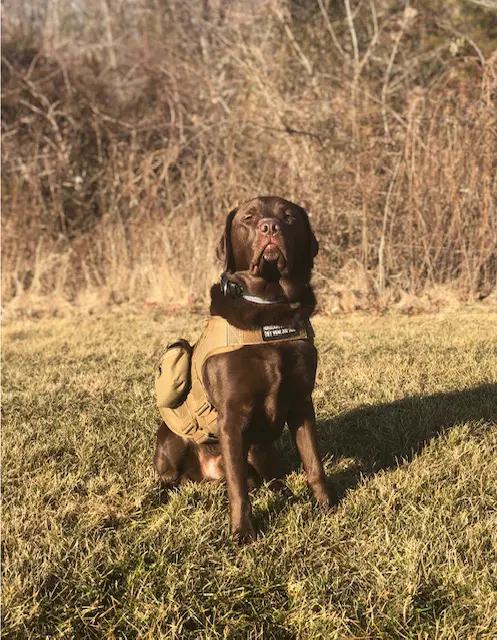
[157,315,313,444]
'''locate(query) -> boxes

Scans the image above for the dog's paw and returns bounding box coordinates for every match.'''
[232,518,257,544]
[314,484,338,509]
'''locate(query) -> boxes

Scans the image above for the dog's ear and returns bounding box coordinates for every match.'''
[300,207,319,269]
[216,206,239,272]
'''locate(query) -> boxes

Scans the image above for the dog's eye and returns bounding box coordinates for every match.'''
[243,215,253,221]
[284,213,294,223]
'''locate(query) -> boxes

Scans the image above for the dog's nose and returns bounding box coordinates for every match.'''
[258,217,281,236]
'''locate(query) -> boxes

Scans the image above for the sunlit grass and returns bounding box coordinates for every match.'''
[2,308,497,638]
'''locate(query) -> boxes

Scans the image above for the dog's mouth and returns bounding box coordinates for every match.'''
[261,243,280,262]
[250,241,288,278]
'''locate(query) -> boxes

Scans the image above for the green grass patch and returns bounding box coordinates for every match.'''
[2,309,497,638]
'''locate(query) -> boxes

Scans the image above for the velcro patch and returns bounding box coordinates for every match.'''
[261,325,300,341]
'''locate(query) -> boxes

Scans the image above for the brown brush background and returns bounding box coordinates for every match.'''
[2,0,497,313]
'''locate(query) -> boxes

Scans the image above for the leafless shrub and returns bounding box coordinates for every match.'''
[2,0,496,310]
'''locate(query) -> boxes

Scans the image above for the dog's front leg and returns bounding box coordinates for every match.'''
[217,412,255,542]
[287,397,334,507]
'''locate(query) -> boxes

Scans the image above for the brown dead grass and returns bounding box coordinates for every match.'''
[2,1,497,311]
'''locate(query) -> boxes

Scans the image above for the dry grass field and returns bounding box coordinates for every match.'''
[2,307,497,638]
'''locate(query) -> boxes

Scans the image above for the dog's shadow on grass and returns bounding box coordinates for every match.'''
[148,383,497,528]
[279,382,497,504]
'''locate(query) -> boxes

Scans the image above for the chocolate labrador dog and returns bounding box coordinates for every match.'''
[154,196,332,541]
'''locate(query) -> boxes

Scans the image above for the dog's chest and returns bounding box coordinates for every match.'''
[256,342,317,427]
[203,337,317,438]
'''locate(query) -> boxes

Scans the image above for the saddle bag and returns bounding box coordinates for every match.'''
[155,340,192,409]
[155,337,218,444]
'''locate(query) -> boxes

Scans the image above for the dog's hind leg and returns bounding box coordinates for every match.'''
[154,421,190,487]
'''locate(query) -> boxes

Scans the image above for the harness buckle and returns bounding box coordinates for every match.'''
[183,422,197,435]
[196,401,212,416]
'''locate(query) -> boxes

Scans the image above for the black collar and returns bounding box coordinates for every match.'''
[220,273,285,305]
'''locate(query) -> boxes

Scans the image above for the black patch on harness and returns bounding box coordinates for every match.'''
[261,325,300,341]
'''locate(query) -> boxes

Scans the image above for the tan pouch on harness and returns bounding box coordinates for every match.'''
[154,322,234,444]
[155,340,206,442]
[155,340,192,409]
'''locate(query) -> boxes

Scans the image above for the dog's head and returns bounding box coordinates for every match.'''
[216,196,318,282]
